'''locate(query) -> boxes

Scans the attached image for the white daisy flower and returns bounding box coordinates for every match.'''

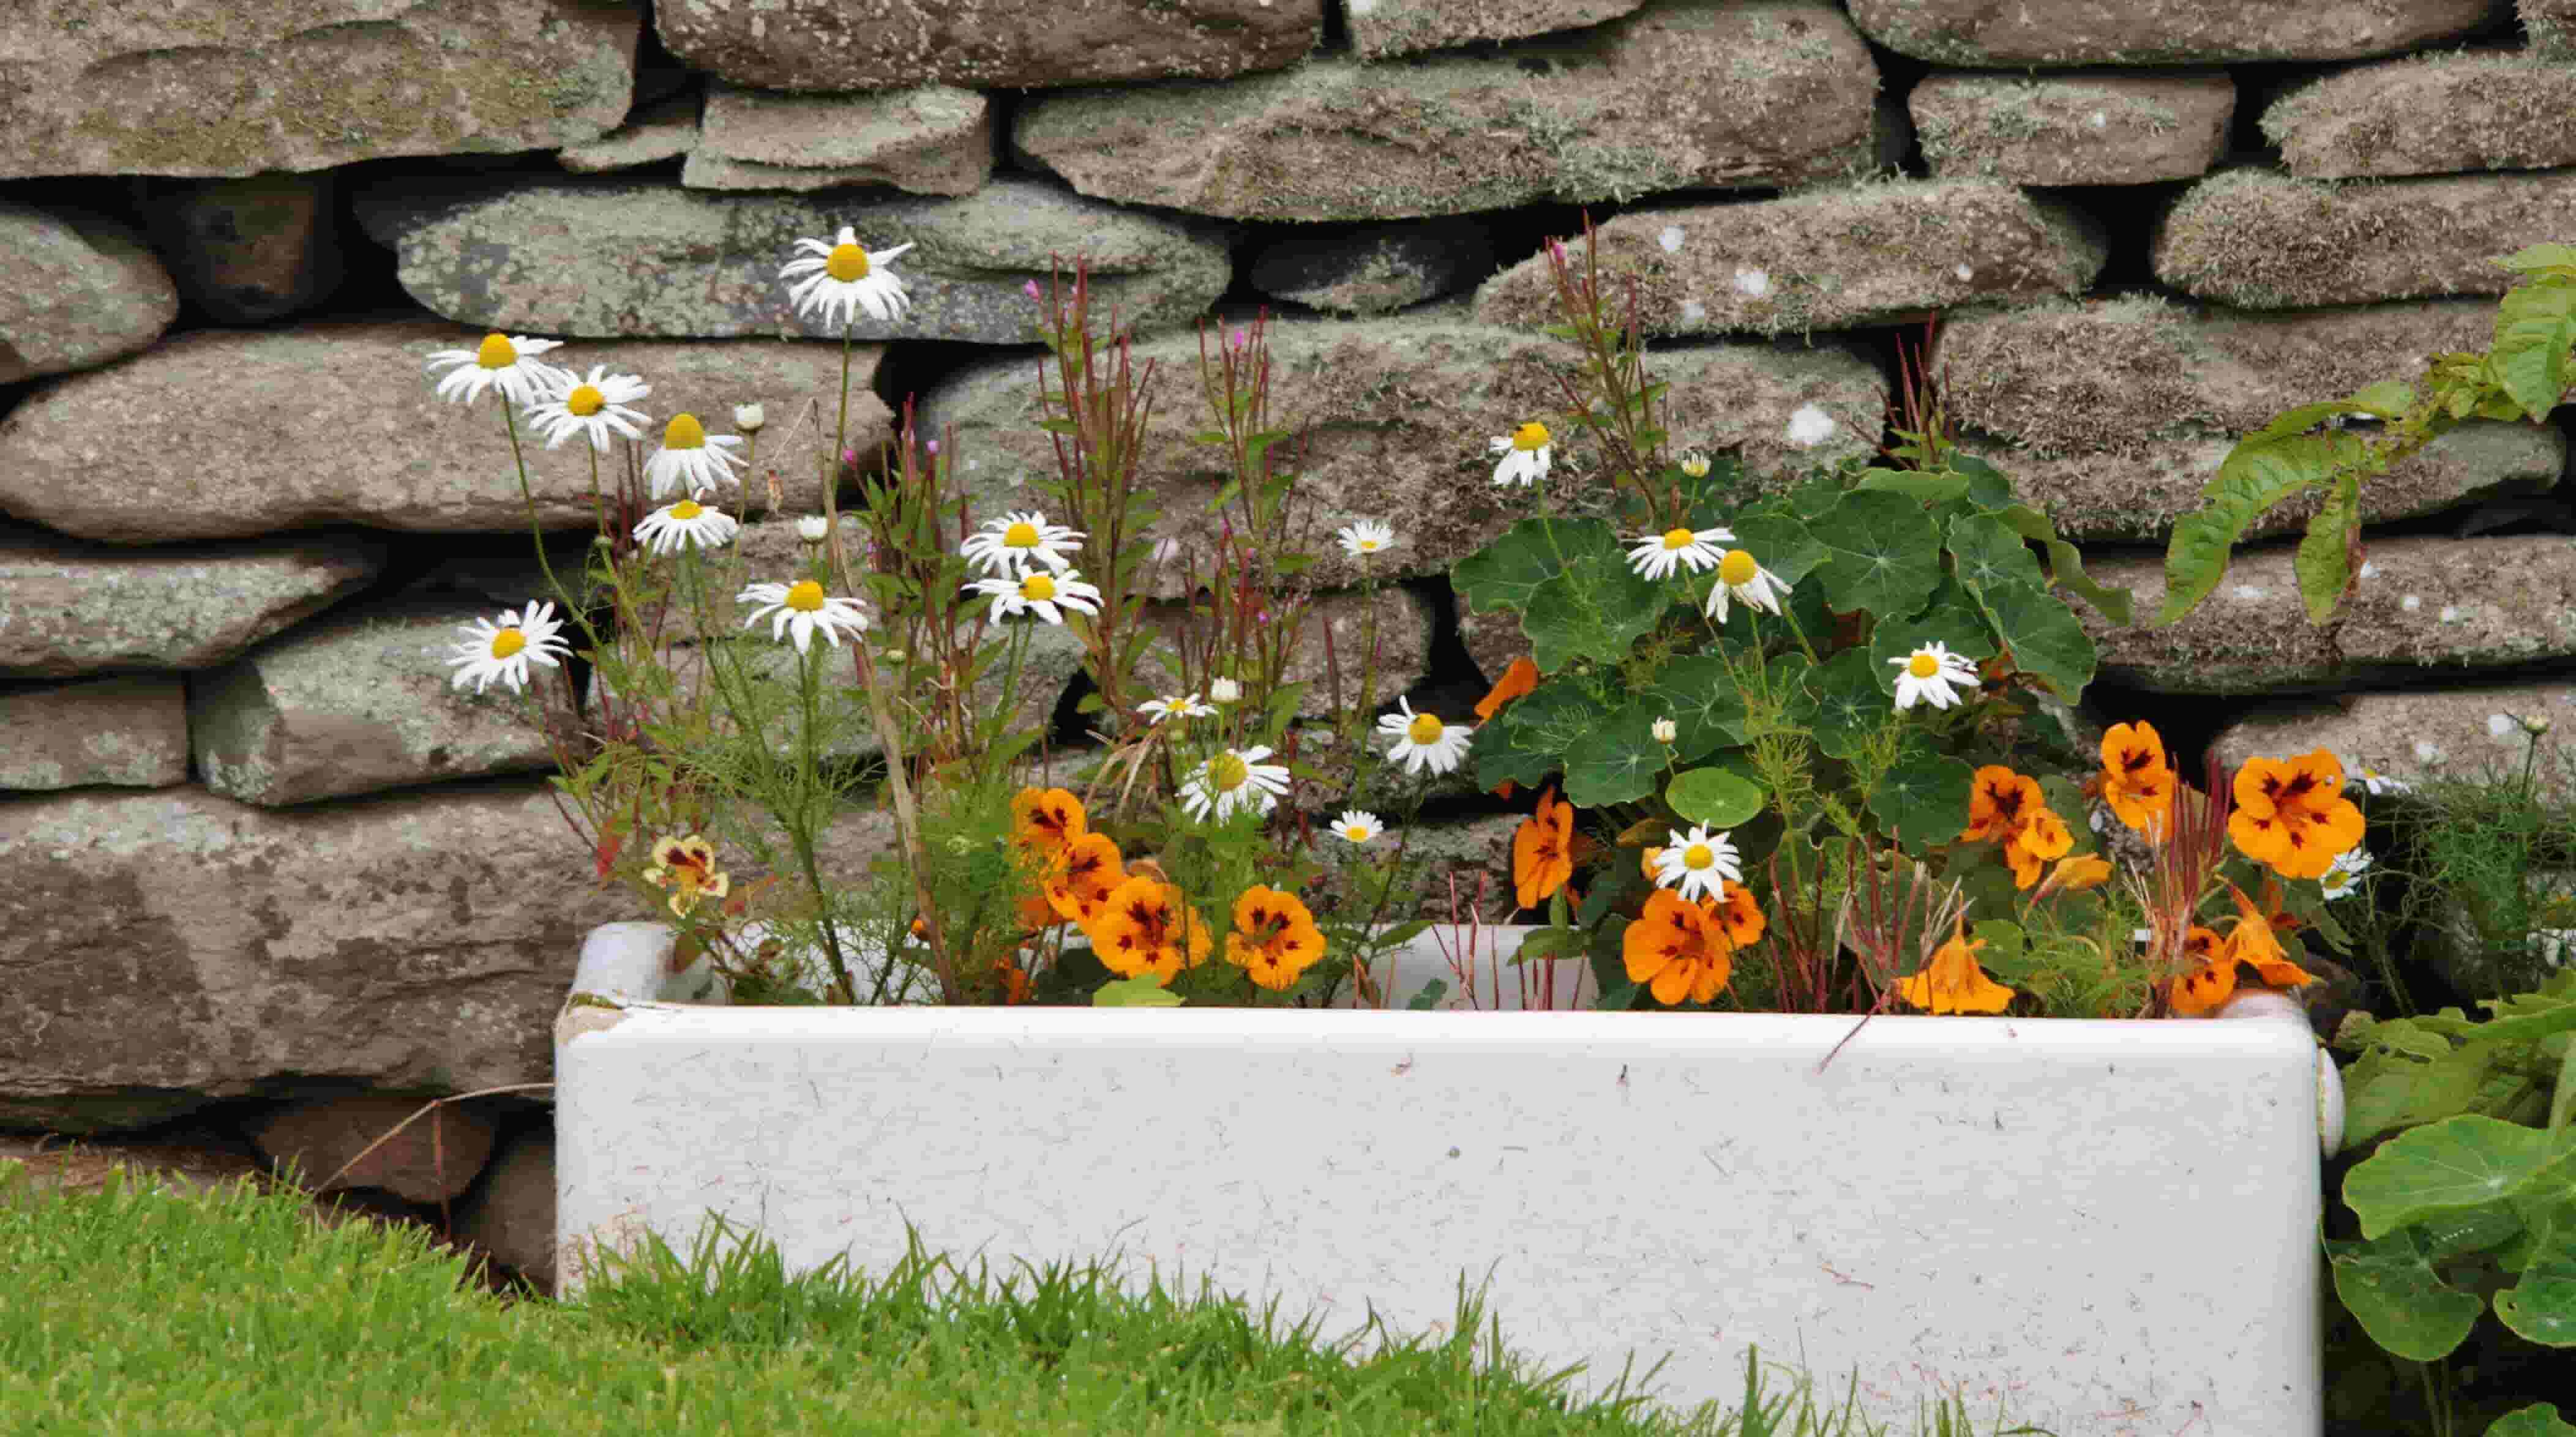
[960,510,1084,577]
[781,226,915,328]
[737,578,873,654]
[1179,746,1291,824]
[1679,452,1711,479]
[1652,825,1742,905]
[1209,677,1243,704]
[1333,810,1384,845]
[968,567,1103,625]
[424,332,568,408]
[2320,846,2373,901]
[795,514,831,544]
[1139,693,1215,725]
[2354,766,2413,797]
[1627,524,1734,582]
[1489,421,1552,488]
[446,601,572,695]
[1336,519,1396,558]
[643,413,748,501]
[1704,548,1792,624]
[632,496,740,556]
[1889,641,1980,712]
[525,365,651,451]
[1376,698,1474,777]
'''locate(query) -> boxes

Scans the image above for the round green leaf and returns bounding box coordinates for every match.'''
[1788,648,1889,761]
[1972,577,2097,703]
[1636,654,1748,763]
[1668,764,1765,829]
[1473,681,1609,792]
[1524,550,1668,676]
[1453,517,1620,616]
[2325,1231,2485,1362]
[1810,490,1942,619]
[1871,741,1975,850]
[2344,1115,2576,1239]
[1563,705,1666,808]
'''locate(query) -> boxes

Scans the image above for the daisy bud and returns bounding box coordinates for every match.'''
[796,515,829,544]
[882,649,907,664]
[733,403,766,433]
[1210,677,1242,704]
[1679,452,1710,479]
[1652,717,1677,744]
[2525,714,2554,736]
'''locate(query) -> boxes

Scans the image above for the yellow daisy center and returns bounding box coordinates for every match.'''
[826,242,871,282]
[1002,520,1041,548]
[1511,422,1550,452]
[566,384,605,417]
[1020,573,1058,601]
[490,627,526,659]
[475,333,516,369]
[785,580,826,613]
[1660,528,1695,552]
[1343,824,1369,841]
[1406,712,1445,744]
[1208,752,1251,793]
[670,500,703,521]
[1683,843,1715,871]
[1358,537,1381,551]
[664,413,706,450]
[1908,652,1941,679]
[1718,550,1758,586]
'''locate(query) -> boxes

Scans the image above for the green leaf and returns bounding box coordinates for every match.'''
[1728,509,1829,587]
[1991,505,2133,626]
[1474,681,1609,792]
[2485,1405,2576,1437]
[2325,1230,2487,1362]
[2348,378,2419,419]
[1789,647,1891,760]
[1094,976,1185,1007]
[1524,550,1666,676]
[2492,279,2576,421]
[1943,453,2020,510]
[1810,491,1943,619]
[1854,468,1971,504]
[1592,915,1639,1009]
[1668,764,1767,830]
[1971,578,2097,701]
[2156,427,2367,626]
[1563,704,1666,807]
[1404,977,1450,1011]
[1946,512,2046,595]
[2294,471,2361,625]
[2498,244,2576,277]
[1871,741,1976,849]
[1634,654,1748,763]
[1515,928,1585,964]
[1453,517,1620,616]
[2496,1198,2576,1346]
[2343,1115,2576,1239]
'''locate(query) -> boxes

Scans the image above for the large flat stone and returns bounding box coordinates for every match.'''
[1912,70,2234,185]
[0,0,638,179]
[0,783,631,1133]
[2083,534,2576,693]
[1013,0,1887,221]
[2263,51,2576,180]
[249,1093,499,1203]
[914,316,1884,596]
[0,676,191,791]
[1847,0,2498,65]
[0,319,894,544]
[687,83,992,197]
[191,600,566,808]
[1248,219,1497,315]
[657,0,1320,92]
[0,529,383,679]
[1470,181,2105,338]
[559,92,702,174]
[1347,0,1650,59]
[2212,681,2576,804]
[355,174,1230,342]
[2154,168,2576,308]
[1,203,179,385]
[141,173,344,325]
[1941,297,2570,541]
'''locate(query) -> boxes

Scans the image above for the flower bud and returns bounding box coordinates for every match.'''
[1210,677,1242,704]
[1679,452,1710,479]
[796,515,829,544]
[733,403,765,433]
[1652,717,1677,744]
[2525,713,2555,737]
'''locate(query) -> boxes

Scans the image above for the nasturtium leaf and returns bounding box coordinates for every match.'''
[1792,648,1891,760]
[1563,704,1667,807]
[1971,578,2096,702]
[1728,509,1829,587]
[2496,1198,2576,1347]
[1854,468,1971,505]
[1668,762,1766,830]
[1871,741,1975,849]
[1524,548,1667,676]
[1810,490,1942,619]
[2485,1405,2576,1437]
[1093,976,1185,1007]
[1592,916,1639,1009]
[1993,504,2133,625]
[1473,680,1608,792]
[1947,511,2047,595]
[2343,1115,2576,1239]
[1944,453,2020,510]
[1637,654,1748,763]
[1453,517,1620,616]
[2324,1231,2487,1362]
[2499,243,2576,277]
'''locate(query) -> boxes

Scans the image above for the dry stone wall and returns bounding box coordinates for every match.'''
[5,0,2576,1207]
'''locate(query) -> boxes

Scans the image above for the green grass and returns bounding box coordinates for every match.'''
[0,1162,2040,1435]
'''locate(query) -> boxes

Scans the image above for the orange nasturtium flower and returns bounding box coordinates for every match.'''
[2097,722,2175,837]
[1513,787,1576,909]
[992,960,1033,1005]
[642,834,731,917]
[1623,890,1742,1006]
[1224,886,1327,991]
[1010,786,1087,856]
[2032,853,2114,902]
[1079,874,1213,984]
[1895,914,2015,1015]
[2170,883,2314,1016]
[1043,832,1126,926]
[2003,808,2074,890]
[2229,750,2365,881]
[1961,766,2043,843]
[1475,655,1541,722]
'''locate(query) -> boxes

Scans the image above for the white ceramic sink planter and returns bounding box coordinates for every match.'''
[558,921,2339,1436]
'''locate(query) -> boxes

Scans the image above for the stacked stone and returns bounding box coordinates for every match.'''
[2,0,2573,1183]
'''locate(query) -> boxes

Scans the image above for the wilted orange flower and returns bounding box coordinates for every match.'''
[1224,885,1327,991]
[2171,883,2314,1016]
[1475,656,1540,722]
[1010,786,1087,857]
[1079,874,1211,984]
[1961,766,2043,843]
[1043,832,1126,926]
[2229,751,2364,881]
[1513,787,1575,909]
[2004,808,2074,889]
[1623,890,1737,1006]
[1895,914,2015,1015]
[2032,853,2113,901]
[2097,722,2174,837]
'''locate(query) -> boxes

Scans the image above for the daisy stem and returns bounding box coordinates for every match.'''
[791,641,858,1005]
[500,404,599,657]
